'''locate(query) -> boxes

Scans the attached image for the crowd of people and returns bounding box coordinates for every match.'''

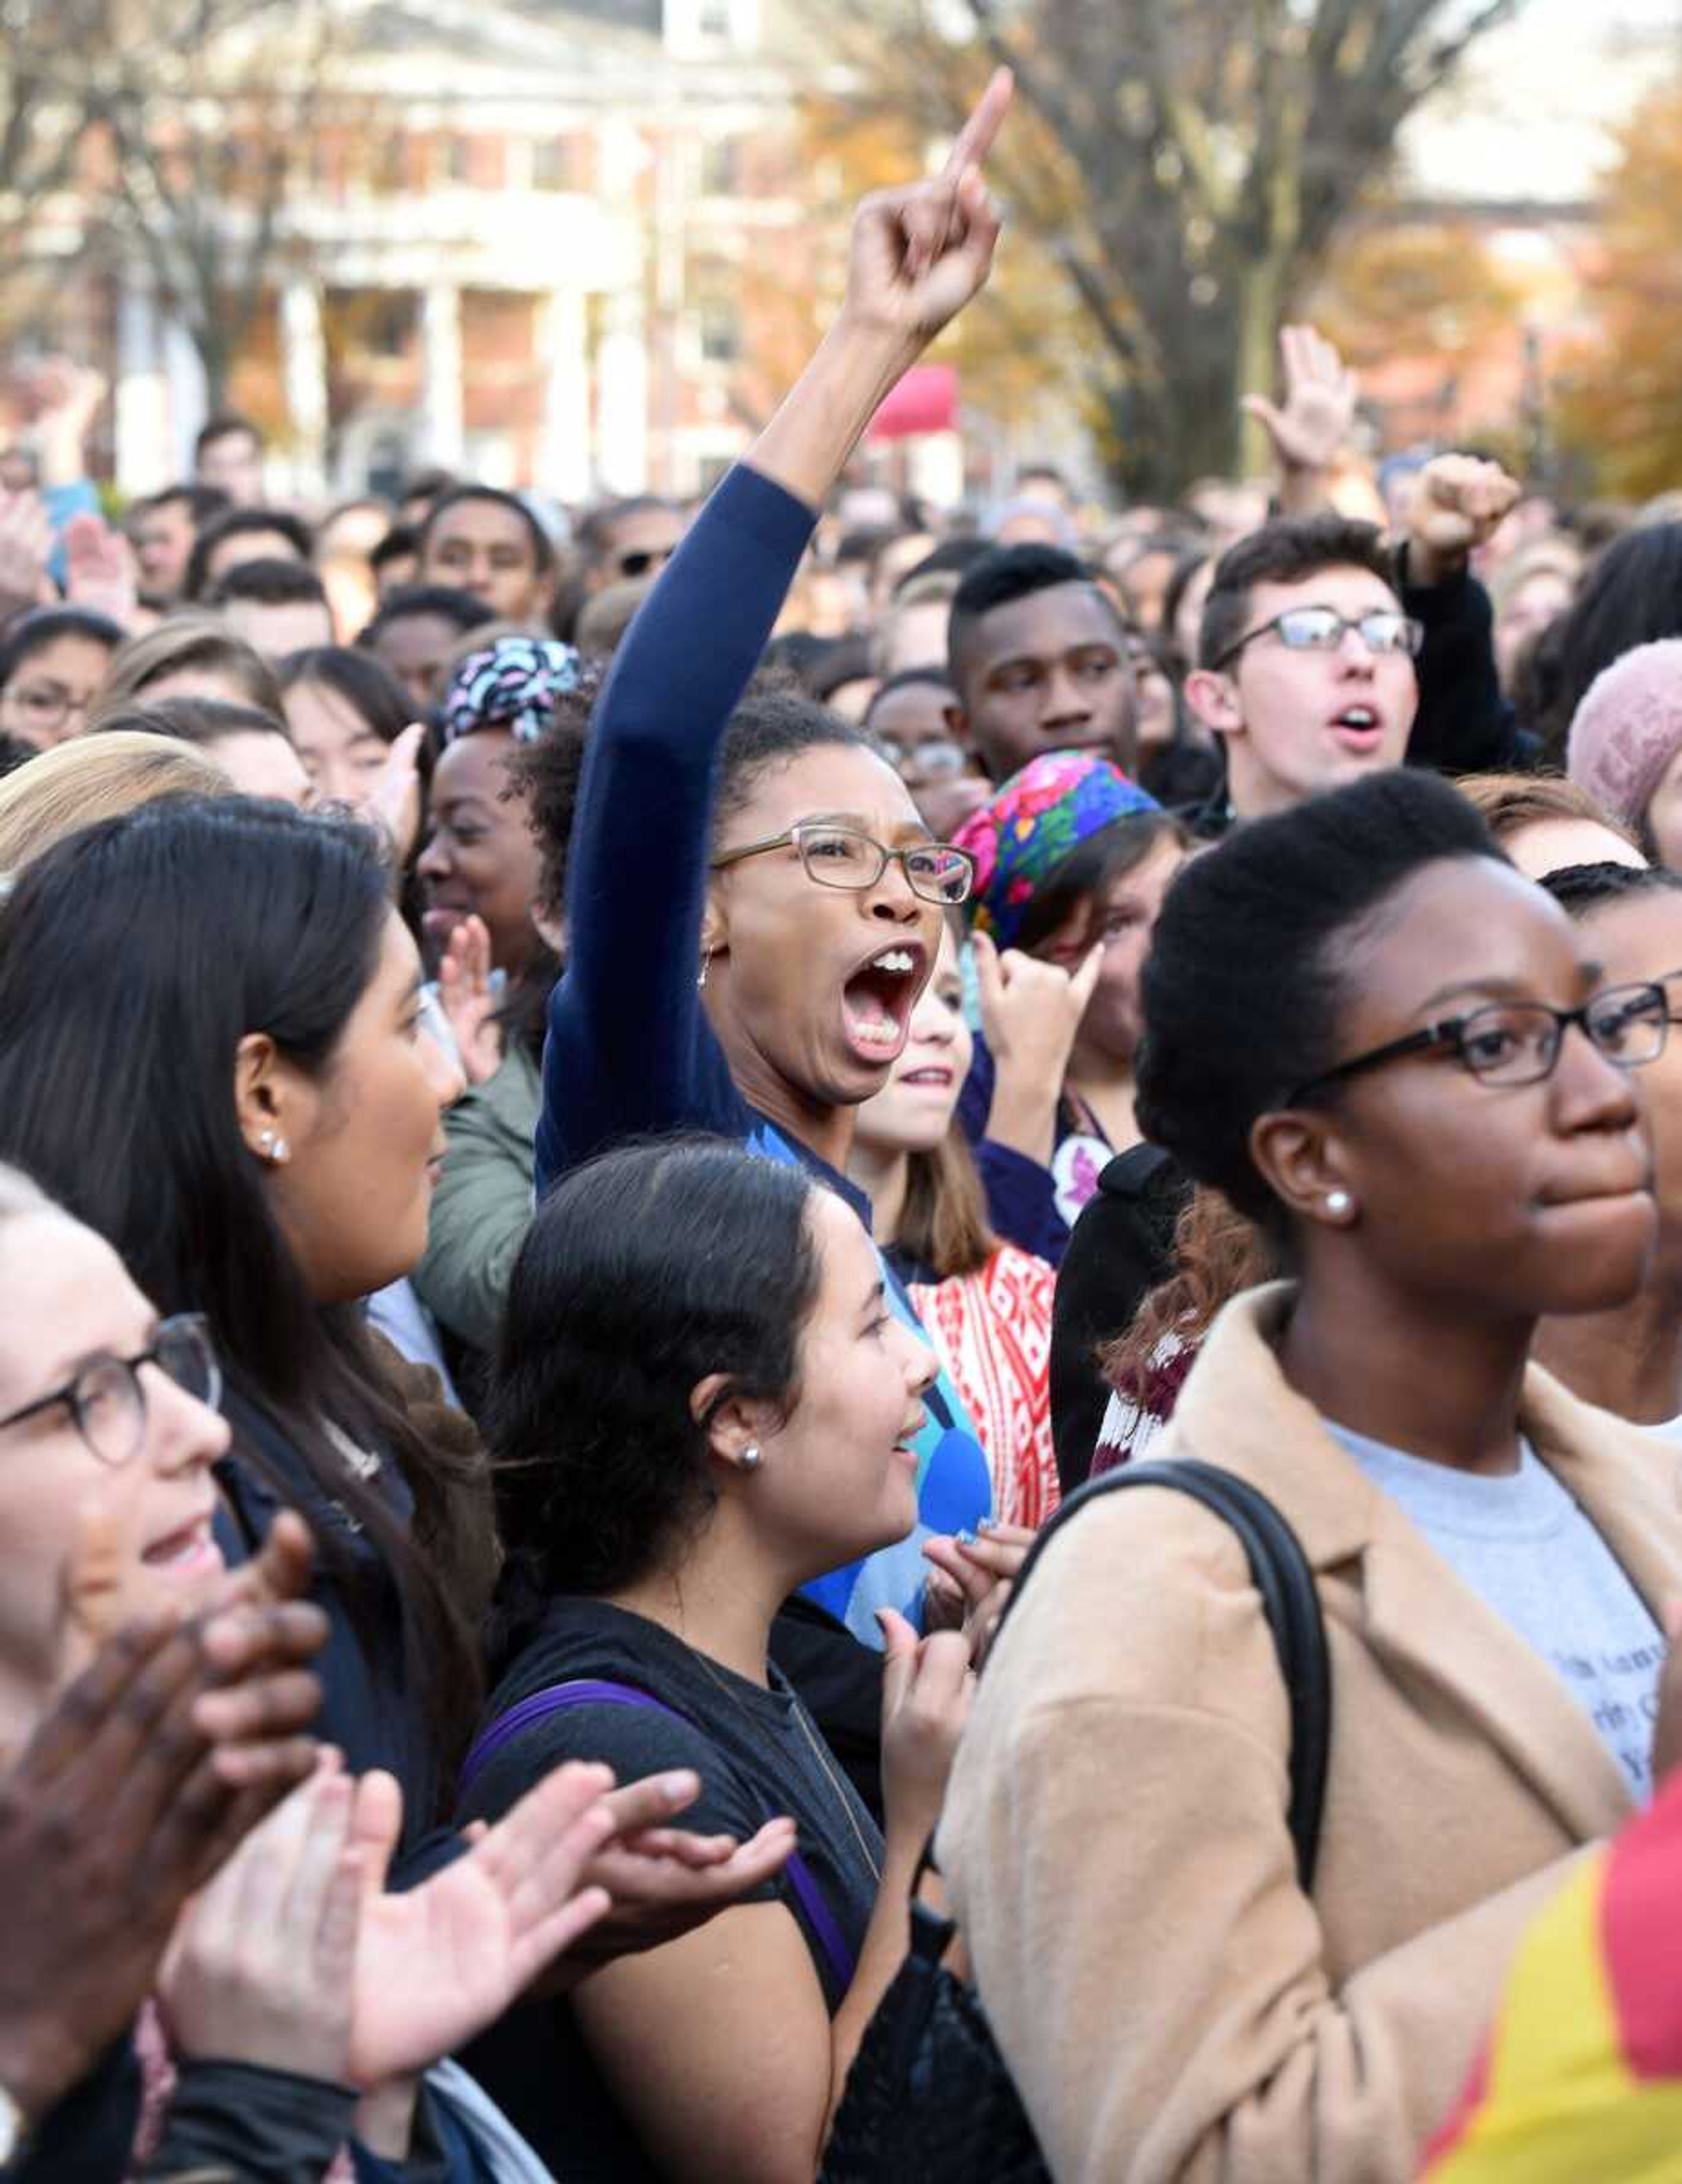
[7,65,1682,2184]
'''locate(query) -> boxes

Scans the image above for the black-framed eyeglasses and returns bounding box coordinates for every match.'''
[1214,604,1425,672]
[712,822,975,906]
[1287,981,1671,1104]
[0,1312,221,1469]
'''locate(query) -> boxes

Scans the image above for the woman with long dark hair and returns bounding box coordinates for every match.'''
[0,797,484,1827]
[461,1137,970,2182]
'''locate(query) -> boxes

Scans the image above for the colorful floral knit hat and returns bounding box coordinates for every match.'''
[953,749,1161,952]
[441,635,580,746]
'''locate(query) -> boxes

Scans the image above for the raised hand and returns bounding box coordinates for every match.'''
[436,911,502,1087]
[0,489,54,626]
[973,929,1104,1165]
[343,1763,618,2086]
[64,512,138,628]
[1406,453,1522,587]
[841,68,1011,352]
[1242,324,1359,481]
[366,720,426,867]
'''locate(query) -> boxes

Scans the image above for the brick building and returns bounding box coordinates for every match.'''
[96,0,820,502]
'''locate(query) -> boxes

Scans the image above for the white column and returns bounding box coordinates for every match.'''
[596,290,649,496]
[115,280,170,497]
[419,282,466,469]
[163,314,209,481]
[280,277,329,501]
[538,286,591,503]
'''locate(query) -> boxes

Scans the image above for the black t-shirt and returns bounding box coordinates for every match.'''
[456,1597,883,2182]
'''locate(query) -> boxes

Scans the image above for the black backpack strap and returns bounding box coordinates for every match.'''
[994,1458,1332,1892]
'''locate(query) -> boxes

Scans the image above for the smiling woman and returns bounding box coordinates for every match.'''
[940,768,1682,2184]
[0,798,491,1849]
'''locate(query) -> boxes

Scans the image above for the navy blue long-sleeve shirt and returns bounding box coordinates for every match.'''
[536,462,992,1641]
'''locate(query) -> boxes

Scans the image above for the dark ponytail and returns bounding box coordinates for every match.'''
[488,1139,823,1664]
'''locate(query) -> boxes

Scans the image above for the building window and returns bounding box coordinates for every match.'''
[696,0,730,36]
[446,134,474,185]
[698,292,741,365]
[365,291,416,358]
[700,136,739,196]
[372,133,406,192]
[532,138,573,192]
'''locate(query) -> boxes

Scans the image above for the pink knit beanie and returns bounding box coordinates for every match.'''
[1566,639,1682,830]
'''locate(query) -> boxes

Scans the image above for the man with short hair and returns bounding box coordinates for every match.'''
[207,557,334,657]
[184,506,314,602]
[1184,454,1519,831]
[945,541,1138,783]
[193,412,266,505]
[128,483,231,606]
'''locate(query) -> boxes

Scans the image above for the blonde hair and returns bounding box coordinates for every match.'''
[0,731,231,877]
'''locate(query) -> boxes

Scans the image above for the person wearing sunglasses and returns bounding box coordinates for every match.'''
[534,87,1014,1734]
[1184,460,1520,834]
[579,494,687,595]
[942,767,1682,2184]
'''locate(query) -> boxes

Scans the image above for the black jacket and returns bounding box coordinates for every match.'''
[1049,1144,1190,1494]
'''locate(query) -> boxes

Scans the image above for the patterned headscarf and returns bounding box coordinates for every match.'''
[441,635,580,746]
[954,749,1161,951]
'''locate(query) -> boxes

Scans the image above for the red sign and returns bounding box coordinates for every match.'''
[866,364,958,441]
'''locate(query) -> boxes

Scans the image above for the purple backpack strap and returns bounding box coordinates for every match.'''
[459,1676,857,1993]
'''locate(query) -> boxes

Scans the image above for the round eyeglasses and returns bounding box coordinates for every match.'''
[712,823,975,907]
[1215,604,1425,671]
[0,1312,222,1469]
[1288,981,1671,1104]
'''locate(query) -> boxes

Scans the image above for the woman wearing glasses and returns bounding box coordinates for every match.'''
[0,605,123,751]
[535,84,1013,1663]
[941,769,1682,2184]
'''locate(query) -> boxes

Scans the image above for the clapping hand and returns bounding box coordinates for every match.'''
[923,1520,1036,1669]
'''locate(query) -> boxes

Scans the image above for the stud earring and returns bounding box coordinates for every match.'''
[739,1444,762,1472]
[1325,1189,1353,1218]
[259,1129,290,1166]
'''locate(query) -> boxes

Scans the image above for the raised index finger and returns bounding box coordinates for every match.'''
[942,66,1014,182]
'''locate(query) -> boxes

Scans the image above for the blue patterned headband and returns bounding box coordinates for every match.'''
[441,635,580,745]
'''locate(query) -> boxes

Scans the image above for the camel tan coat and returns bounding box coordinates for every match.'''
[937,1282,1682,2183]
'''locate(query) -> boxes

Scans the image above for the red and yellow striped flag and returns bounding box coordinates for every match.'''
[1421,1771,1682,2180]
